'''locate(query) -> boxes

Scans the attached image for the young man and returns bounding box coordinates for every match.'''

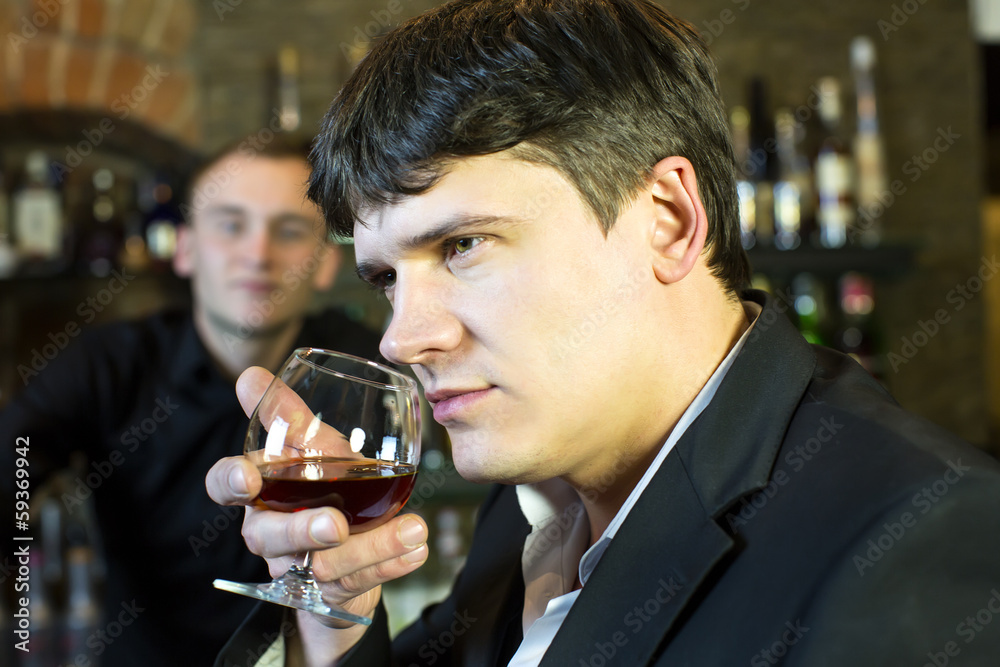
[0,138,381,664]
[208,1,1000,665]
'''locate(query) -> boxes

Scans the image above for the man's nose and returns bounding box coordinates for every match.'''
[379,274,462,366]
[241,226,273,266]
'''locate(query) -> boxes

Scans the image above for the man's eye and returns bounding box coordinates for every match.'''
[275,225,310,241]
[218,220,243,235]
[453,237,483,254]
[378,271,396,290]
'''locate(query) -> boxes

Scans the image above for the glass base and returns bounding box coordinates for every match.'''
[214,566,372,626]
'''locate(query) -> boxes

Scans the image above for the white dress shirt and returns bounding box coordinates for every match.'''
[507,302,761,666]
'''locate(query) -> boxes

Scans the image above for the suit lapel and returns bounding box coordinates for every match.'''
[540,452,734,665]
[675,291,818,518]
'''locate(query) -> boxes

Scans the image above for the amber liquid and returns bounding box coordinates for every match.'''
[257,458,417,532]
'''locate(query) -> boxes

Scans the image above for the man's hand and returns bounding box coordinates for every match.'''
[206,367,429,664]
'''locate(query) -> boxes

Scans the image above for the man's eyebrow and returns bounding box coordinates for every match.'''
[200,204,245,217]
[271,212,317,227]
[408,213,524,248]
[355,213,524,285]
[199,206,316,229]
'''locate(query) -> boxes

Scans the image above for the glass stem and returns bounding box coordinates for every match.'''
[287,552,315,582]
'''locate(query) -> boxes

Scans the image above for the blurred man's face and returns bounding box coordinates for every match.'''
[175,154,338,337]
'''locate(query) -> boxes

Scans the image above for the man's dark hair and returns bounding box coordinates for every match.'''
[308,0,750,293]
[185,133,314,208]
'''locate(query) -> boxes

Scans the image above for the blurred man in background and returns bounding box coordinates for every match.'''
[0,136,381,665]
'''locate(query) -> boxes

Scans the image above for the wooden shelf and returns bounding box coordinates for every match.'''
[0,109,201,184]
[747,243,916,278]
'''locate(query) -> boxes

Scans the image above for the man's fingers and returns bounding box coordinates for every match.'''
[240,368,314,433]
[319,544,429,602]
[310,514,428,583]
[236,366,275,418]
[241,510,428,588]
[241,507,350,558]
[206,456,262,505]
[237,365,354,459]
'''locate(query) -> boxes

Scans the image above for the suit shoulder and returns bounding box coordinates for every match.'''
[12,310,184,399]
[788,345,999,490]
[75,309,186,356]
[790,469,1000,666]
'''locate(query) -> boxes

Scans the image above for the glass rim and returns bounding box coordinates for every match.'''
[291,347,416,391]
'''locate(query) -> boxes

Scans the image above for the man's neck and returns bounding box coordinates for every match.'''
[193,307,306,382]
[573,291,752,547]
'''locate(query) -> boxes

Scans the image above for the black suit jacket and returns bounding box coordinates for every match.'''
[219,291,1000,666]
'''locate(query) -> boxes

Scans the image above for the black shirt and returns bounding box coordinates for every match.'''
[0,308,381,665]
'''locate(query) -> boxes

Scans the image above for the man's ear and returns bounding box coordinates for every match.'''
[173,224,195,278]
[310,243,342,291]
[647,156,709,285]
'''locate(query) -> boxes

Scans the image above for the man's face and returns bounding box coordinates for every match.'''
[354,153,661,487]
[175,155,338,336]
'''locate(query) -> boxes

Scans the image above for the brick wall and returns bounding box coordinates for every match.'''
[0,0,200,144]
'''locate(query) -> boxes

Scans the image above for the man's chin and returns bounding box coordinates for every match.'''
[449,450,494,485]
[450,451,544,487]
[204,308,294,339]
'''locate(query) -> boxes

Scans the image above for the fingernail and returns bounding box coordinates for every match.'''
[399,518,426,549]
[403,543,428,564]
[309,515,340,545]
[228,467,249,499]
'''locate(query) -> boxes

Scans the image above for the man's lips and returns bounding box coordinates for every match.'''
[425,387,495,423]
[233,280,278,295]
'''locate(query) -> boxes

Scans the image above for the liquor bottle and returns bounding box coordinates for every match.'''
[790,273,830,345]
[773,108,814,251]
[265,45,302,133]
[12,151,65,271]
[60,545,101,663]
[21,552,58,667]
[0,164,18,278]
[851,36,888,247]
[747,78,776,247]
[142,175,182,270]
[0,576,18,667]
[78,168,124,277]
[40,496,65,589]
[730,106,756,249]
[435,506,466,579]
[814,77,855,249]
[119,173,150,274]
[278,45,301,132]
[120,207,150,274]
[836,271,882,379]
